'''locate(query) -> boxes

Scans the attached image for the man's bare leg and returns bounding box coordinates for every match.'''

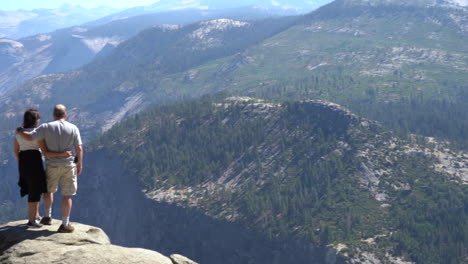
[40,193,53,225]
[43,192,53,216]
[62,195,72,226]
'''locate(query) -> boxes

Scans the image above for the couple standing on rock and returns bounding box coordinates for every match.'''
[15,104,83,233]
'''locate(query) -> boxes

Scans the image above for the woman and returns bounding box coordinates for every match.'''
[14,109,71,227]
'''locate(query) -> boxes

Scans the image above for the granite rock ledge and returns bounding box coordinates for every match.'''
[0,220,198,264]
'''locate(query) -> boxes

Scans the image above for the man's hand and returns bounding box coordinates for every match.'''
[16,129,34,141]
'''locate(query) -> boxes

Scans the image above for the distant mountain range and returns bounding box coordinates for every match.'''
[0,1,334,39]
[89,0,333,25]
[1,0,465,138]
[0,15,299,140]
[143,0,327,10]
[341,0,467,8]
[0,6,297,97]
[0,4,121,39]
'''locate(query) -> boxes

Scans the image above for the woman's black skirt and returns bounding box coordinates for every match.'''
[18,150,47,202]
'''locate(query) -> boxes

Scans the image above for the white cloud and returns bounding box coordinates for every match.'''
[271,0,281,7]
[75,0,161,9]
[281,5,301,10]
[446,0,468,7]
[170,0,208,10]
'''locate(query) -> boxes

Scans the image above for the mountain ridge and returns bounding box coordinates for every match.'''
[88,96,467,264]
[339,0,468,8]
[0,5,121,39]
[1,0,334,40]
[0,7,297,98]
[0,15,299,142]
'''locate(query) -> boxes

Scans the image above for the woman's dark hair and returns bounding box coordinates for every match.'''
[23,109,40,129]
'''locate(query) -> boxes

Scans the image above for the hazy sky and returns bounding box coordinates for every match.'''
[0,0,159,11]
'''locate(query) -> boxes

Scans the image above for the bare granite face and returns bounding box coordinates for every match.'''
[0,220,197,264]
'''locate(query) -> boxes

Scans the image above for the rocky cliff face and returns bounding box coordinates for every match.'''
[0,220,197,264]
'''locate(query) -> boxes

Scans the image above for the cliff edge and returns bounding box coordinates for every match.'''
[0,220,197,264]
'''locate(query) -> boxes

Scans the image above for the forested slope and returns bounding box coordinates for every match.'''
[91,96,467,264]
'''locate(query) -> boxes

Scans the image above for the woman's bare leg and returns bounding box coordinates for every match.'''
[28,202,39,222]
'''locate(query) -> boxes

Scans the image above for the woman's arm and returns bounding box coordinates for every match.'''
[14,138,20,160]
[38,140,72,158]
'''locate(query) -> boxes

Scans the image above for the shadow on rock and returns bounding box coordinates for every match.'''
[0,223,56,253]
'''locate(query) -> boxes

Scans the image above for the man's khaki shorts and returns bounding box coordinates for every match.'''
[46,163,77,196]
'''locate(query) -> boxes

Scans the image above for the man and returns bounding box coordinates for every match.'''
[18,104,83,233]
